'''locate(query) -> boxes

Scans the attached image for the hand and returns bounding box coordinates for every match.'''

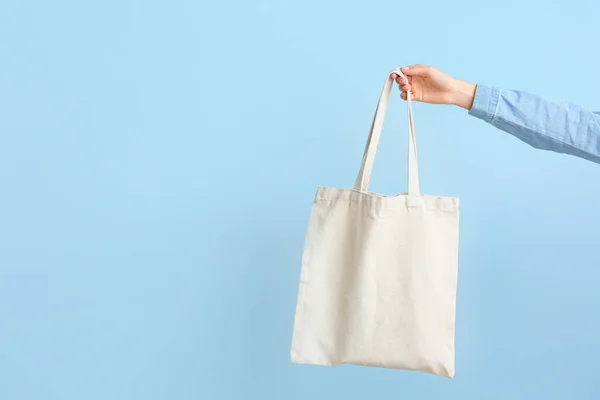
[391,65,477,110]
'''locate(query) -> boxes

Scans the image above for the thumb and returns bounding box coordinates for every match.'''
[401,65,431,77]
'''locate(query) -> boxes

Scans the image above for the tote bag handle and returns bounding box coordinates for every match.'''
[354,68,420,195]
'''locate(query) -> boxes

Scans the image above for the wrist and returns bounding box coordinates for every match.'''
[449,80,477,110]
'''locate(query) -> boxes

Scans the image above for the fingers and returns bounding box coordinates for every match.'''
[393,64,432,81]
[395,75,411,92]
[401,64,431,77]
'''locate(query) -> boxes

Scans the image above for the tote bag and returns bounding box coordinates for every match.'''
[290,68,460,378]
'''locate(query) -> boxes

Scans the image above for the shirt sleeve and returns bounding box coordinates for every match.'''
[468,84,600,164]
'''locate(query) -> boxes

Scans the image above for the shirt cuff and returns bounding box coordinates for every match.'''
[468,84,500,124]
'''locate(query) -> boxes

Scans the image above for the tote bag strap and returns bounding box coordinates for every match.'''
[354,68,420,195]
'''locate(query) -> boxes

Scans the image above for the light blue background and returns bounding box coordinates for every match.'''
[1,1,600,399]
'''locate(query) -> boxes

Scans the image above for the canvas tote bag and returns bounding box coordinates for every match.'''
[290,68,460,378]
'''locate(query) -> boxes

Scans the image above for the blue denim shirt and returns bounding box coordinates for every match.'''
[469,85,600,164]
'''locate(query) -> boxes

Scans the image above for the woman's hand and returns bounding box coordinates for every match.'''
[391,65,477,110]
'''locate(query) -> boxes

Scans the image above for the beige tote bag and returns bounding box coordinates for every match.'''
[290,68,460,378]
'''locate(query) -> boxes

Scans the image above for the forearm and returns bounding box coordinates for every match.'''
[461,83,600,164]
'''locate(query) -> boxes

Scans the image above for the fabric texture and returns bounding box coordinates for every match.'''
[290,68,460,378]
[470,84,600,163]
